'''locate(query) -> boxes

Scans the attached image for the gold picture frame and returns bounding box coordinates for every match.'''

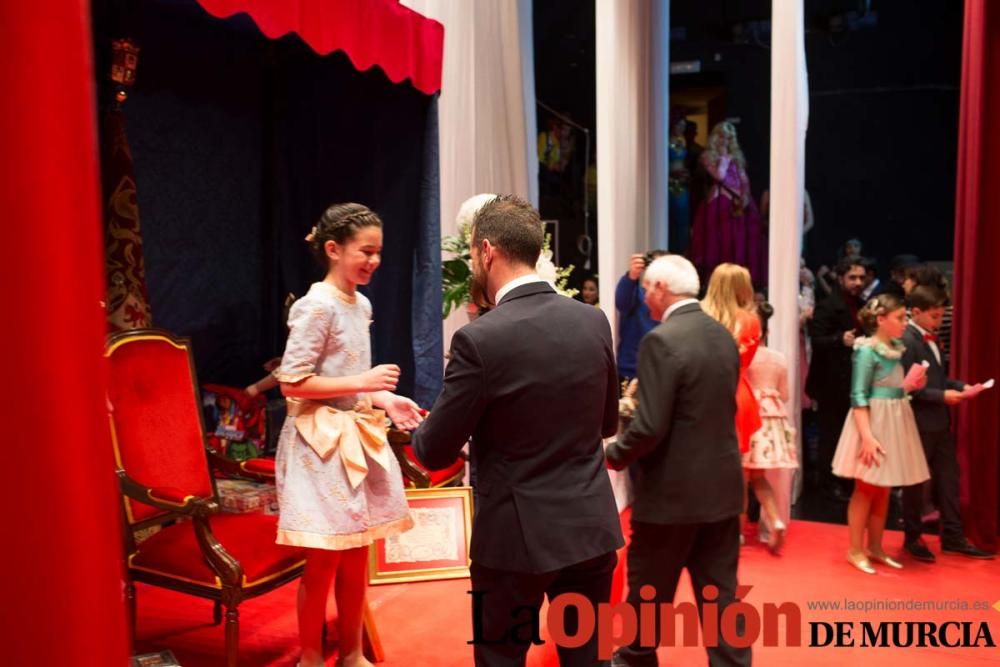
[368,486,473,585]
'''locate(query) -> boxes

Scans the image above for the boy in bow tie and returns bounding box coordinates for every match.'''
[901,285,992,562]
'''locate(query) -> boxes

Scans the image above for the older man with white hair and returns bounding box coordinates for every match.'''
[607,255,751,667]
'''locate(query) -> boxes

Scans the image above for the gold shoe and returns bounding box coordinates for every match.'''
[847,551,876,574]
[867,550,903,569]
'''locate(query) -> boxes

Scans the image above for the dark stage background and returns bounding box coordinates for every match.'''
[93,0,442,405]
[535,0,963,279]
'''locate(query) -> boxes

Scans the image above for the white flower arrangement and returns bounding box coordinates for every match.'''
[441,194,577,319]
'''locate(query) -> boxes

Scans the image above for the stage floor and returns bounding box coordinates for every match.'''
[135,518,1000,666]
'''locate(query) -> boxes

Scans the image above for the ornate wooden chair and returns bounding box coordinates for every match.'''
[106,328,385,666]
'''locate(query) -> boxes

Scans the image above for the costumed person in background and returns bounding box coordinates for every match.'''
[689,121,766,285]
[275,203,421,667]
[744,302,799,554]
[684,119,706,213]
[668,114,691,254]
[701,263,764,546]
[831,293,930,575]
[579,275,600,308]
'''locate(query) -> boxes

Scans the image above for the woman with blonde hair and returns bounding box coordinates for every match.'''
[689,121,766,284]
[703,263,785,551]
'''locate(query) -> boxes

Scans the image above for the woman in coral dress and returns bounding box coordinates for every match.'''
[704,264,785,548]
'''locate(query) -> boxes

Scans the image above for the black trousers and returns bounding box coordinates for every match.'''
[615,517,751,667]
[469,551,618,667]
[815,394,850,487]
[902,428,964,545]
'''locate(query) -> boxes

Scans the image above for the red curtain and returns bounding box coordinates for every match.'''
[0,2,129,664]
[953,0,1000,551]
[196,0,444,94]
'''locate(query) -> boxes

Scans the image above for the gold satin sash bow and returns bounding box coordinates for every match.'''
[288,398,391,489]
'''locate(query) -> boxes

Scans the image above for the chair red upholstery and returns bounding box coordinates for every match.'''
[108,328,388,665]
[130,513,303,588]
[107,329,310,667]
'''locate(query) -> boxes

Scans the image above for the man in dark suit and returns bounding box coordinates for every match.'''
[806,257,865,499]
[606,255,750,667]
[901,285,993,561]
[412,195,624,667]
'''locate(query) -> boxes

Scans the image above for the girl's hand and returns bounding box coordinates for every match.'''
[859,436,885,467]
[384,394,424,431]
[902,364,927,393]
[360,364,400,392]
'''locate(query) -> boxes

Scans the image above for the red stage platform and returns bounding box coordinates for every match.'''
[135,519,1000,666]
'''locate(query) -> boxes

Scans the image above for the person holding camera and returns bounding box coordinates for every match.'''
[614,250,668,387]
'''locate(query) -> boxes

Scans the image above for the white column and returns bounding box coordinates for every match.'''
[402,0,537,351]
[596,0,654,337]
[650,0,671,251]
[767,0,809,521]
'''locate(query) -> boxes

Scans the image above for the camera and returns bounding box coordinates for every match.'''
[643,249,669,268]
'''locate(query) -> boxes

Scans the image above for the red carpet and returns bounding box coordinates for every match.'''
[135,519,1000,666]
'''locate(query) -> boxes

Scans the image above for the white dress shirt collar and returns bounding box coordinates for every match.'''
[495,273,544,305]
[662,298,700,322]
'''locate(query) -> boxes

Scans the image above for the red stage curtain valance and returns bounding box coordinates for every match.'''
[195,0,444,95]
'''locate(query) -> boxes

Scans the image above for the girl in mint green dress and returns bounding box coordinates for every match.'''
[832,294,929,574]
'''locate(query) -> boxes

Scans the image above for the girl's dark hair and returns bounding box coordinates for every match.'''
[857,292,905,335]
[309,203,382,267]
[756,301,774,338]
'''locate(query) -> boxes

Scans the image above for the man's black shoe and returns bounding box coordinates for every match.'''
[941,540,995,559]
[904,540,936,563]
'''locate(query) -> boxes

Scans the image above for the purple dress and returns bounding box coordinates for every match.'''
[689,158,767,285]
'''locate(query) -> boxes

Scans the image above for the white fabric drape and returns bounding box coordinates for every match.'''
[596,0,670,513]
[766,0,809,526]
[596,0,667,336]
[401,0,538,350]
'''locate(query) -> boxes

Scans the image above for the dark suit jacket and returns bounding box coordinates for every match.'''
[605,302,743,525]
[412,281,624,574]
[806,288,859,403]
[901,323,965,433]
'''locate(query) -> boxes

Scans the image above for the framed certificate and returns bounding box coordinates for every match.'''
[368,486,473,584]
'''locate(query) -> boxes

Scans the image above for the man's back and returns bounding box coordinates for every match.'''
[611,304,743,525]
[808,289,855,399]
[414,282,623,573]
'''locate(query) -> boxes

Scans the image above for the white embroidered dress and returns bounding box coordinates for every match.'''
[274,282,412,550]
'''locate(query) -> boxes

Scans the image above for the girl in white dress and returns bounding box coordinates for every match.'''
[275,203,421,667]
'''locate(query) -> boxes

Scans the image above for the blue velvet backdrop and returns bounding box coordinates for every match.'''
[123,0,442,405]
